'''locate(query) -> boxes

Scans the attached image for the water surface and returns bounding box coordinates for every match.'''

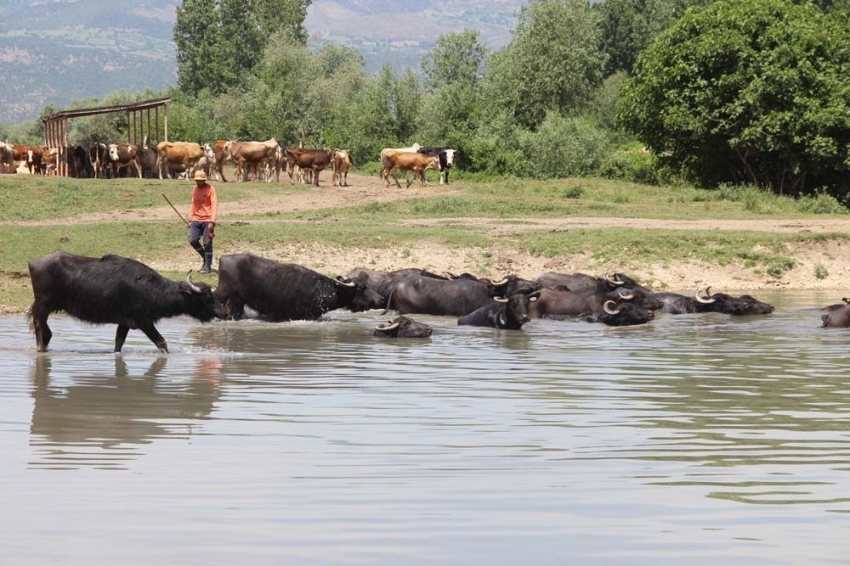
[1,290,848,565]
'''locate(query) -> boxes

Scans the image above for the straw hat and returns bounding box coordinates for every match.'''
[193,170,207,181]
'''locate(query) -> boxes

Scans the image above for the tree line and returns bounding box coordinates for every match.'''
[4,0,850,199]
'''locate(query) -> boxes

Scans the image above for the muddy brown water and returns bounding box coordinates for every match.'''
[1,290,847,564]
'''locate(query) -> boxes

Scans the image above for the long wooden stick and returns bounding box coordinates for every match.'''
[162,193,189,226]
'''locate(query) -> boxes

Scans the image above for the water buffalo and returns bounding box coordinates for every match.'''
[346,267,449,310]
[27,251,218,353]
[458,292,539,330]
[536,271,650,294]
[694,287,774,315]
[587,301,655,326]
[214,253,379,321]
[529,285,661,319]
[821,299,850,327]
[388,274,540,317]
[373,316,433,337]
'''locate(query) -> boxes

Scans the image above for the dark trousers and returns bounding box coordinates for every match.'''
[188,221,213,265]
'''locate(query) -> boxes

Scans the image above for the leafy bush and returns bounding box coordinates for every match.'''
[517,112,613,179]
[598,146,658,185]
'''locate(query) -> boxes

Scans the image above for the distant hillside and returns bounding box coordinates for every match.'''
[0,0,526,124]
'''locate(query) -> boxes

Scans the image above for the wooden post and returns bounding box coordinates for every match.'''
[147,108,151,148]
[163,102,169,142]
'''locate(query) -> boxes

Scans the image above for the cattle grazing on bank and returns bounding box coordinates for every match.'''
[380,149,441,188]
[417,147,456,185]
[27,251,219,353]
[284,147,334,186]
[105,143,143,178]
[225,139,280,182]
[214,253,380,321]
[332,149,351,187]
[458,291,540,330]
[388,274,540,317]
[155,141,206,180]
[373,316,433,337]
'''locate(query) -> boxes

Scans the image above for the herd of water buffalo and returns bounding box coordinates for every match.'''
[24,250,850,353]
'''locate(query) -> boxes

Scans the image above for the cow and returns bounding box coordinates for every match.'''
[694,287,774,315]
[528,285,662,319]
[224,139,280,182]
[155,141,205,180]
[208,139,229,182]
[11,144,42,175]
[27,251,219,353]
[388,274,540,317]
[213,253,379,321]
[68,145,91,178]
[40,146,61,176]
[105,143,143,178]
[332,149,351,187]
[417,147,456,185]
[373,315,433,337]
[0,141,13,172]
[88,142,108,178]
[458,292,540,330]
[284,147,334,186]
[380,149,441,188]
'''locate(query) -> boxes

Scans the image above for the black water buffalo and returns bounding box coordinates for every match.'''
[214,253,377,321]
[536,271,650,294]
[346,267,448,310]
[694,287,774,315]
[458,292,539,330]
[529,285,661,319]
[820,299,850,327]
[587,301,655,326]
[27,251,218,353]
[373,316,433,337]
[650,291,698,314]
[388,274,540,317]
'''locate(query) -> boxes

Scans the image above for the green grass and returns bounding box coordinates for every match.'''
[1,173,848,312]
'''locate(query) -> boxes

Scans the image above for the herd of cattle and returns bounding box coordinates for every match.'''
[25,250,850,353]
[0,138,456,188]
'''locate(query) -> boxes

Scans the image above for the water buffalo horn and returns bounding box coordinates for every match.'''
[335,276,356,287]
[528,290,541,302]
[376,321,400,332]
[494,296,509,303]
[619,291,634,300]
[694,286,716,304]
[606,272,624,285]
[186,270,202,293]
[603,300,621,315]
[491,277,509,286]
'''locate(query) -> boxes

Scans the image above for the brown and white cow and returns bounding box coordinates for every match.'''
[284,147,335,186]
[155,141,205,180]
[105,143,142,178]
[224,139,280,182]
[88,143,108,178]
[207,139,229,182]
[380,149,441,188]
[12,144,42,175]
[332,149,351,187]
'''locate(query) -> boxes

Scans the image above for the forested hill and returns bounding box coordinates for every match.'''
[0,0,527,124]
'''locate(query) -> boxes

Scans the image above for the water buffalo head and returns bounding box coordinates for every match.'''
[373,316,433,337]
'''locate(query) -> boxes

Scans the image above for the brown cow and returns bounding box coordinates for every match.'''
[332,149,351,187]
[380,149,440,188]
[207,140,229,182]
[155,141,205,180]
[105,143,142,178]
[11,144,42,175]
[285,147,334,186]
[224,139,280,182]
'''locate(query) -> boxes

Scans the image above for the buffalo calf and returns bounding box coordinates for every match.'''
[373,316,433,337]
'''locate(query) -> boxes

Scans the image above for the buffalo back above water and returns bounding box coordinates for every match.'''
[695,288,774,315]
[214,253,372,321]
[373,315,433,337]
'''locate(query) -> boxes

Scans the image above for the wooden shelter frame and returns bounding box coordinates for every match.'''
[40,97,171,177]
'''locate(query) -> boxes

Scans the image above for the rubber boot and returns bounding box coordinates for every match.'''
[201,253,215,274]
[191,242,206,270]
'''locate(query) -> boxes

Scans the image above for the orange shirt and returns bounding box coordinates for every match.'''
[190,183,218,223]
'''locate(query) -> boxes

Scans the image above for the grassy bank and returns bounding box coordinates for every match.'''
[1,172,847,314]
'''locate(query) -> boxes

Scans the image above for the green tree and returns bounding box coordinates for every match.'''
[482,0,607,130]
[596,0,677,76]
[174,0,219,96]
[421,30,487,93]
[217,0,263,91]
[618,0,850,195]
[253,0,312,45]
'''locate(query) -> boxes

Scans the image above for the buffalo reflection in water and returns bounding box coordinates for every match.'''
[29,355,222,468]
